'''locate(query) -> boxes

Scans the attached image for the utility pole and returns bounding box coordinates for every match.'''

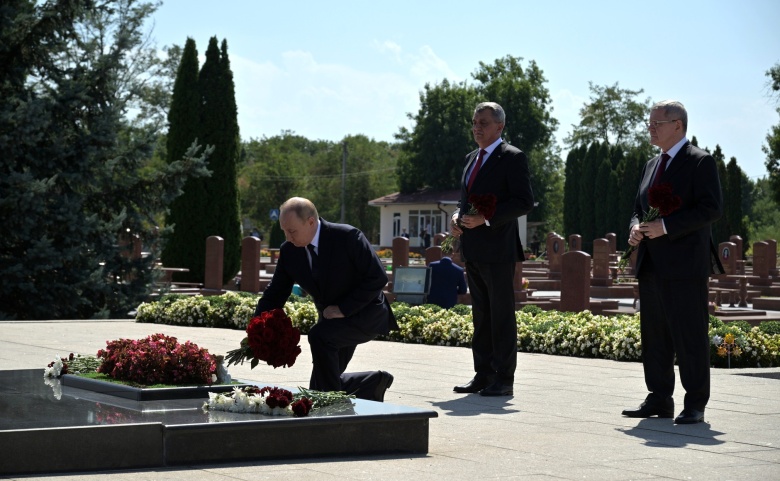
[340,141,347,223]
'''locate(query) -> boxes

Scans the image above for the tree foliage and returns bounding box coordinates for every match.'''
[565,82,652,149]
[395,55,562,231]
[160,37,209,281]
[238,132,398,243]
[395,79,477,193]
[0,0,209,320]
[161,37,242,284]
[764,62,780,204]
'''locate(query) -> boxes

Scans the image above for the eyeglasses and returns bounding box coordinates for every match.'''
[645,119,680,128]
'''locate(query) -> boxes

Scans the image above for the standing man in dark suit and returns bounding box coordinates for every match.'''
[622,100,723,424]
[427,256,468,309]
[254,197,397,402]
[449,102,534,396]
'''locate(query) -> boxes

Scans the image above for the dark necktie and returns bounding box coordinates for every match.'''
[652,153,670,186]
[307,244,319,277]
[467,149,487,191]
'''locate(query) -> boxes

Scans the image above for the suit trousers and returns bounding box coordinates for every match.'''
[638,254,711,411]
[307,316,380,398]
[465,260,518,383]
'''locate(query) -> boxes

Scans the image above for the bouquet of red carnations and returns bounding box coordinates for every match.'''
[617,183,682,270]
[225,308,302,369]
[441,193,498,253]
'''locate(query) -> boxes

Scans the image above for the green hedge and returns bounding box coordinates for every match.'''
[135,293,780,368]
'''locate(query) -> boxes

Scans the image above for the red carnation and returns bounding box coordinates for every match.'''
[227,308,302,369]
[467,193,498,220]
[292,397,313,417]
[648,183,682,217]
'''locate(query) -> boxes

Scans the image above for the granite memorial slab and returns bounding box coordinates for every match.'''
[0,369,437,475]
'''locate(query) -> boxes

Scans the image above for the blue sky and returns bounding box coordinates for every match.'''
[148,0,780,180]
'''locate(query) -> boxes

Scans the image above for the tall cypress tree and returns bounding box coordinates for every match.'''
[199,37,241,284]
[161,38,208,281]
[726,157,747,255]
[711,145,729,245]
[594,158,612,239]
[577,142,603,253]
[563,145,585,239]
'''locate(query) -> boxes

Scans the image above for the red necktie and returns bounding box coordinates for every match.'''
[652,153,670,186]
[467,149,487,191]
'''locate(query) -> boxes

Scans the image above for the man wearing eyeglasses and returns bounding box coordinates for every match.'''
[621,100,724,424]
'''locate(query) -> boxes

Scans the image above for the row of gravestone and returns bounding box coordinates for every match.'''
[156,233,779,301]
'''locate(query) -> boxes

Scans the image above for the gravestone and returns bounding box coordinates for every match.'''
[560,251,591,312]
[767,239,778,277]
[433,233,446,247]
[425,246,443,265]
[204,236,224,293]
[752,241,772,286]
[513,260,525,290]
[605,233,617,254]
[718,241,737,275]
[568,234,581,252]
[730,235,745,274]
[392,236,410,269]
[591,238,612,286]
[547,234,565,279]
[118,233,142,259]
[240,236,262,293]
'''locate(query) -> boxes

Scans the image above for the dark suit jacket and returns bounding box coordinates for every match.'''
[427,257,468,309]
[631,142,724,279]
[255,219,398,335]
[457,141,534,263]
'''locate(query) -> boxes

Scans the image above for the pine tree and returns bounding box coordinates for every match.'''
[161,38,209,281]
[0,0,209,319]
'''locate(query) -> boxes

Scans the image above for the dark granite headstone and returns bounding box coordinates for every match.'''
[568,234,581,252]
[425,246,443,265]
[718,241,737,275]
[547,234,565,279]
[392,236,410,268]
[560,251,591,312]
[204,235,224,293]
[591,238,612,287]
[240,236,262,293]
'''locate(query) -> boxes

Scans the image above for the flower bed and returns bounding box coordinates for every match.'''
[135,294,780,368]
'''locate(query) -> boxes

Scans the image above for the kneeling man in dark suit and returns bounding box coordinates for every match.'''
[254,197,397,402]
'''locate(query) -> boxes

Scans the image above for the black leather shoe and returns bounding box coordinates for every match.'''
[622,399,674,418]
[373,371,394,402]
[674,408,704,424]
[453,376,493,394]
[479,381,513,397]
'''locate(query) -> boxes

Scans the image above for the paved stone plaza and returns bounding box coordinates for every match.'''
[1,319,779,480]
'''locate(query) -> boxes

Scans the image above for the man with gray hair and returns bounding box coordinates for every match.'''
[254,197,397,402]
[449,102,534,396]
[622,100,723,424]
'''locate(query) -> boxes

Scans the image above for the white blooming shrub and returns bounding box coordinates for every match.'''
[134,296,780,367]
